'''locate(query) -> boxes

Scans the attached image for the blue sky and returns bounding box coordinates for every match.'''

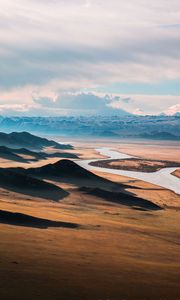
[0,0,180,116]
[98,80,180,96]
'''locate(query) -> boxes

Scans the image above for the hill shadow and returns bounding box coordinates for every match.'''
[6,159,162,209]
[79,187,162,211]
[0,210,79,229]
[0,168,69,201]
[0,145,79,164]
[0,146,28,163]
[11,159,125,190]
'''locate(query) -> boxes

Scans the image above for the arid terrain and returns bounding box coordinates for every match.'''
[172,169,180,178]
[116,140,180,162]
[0,136,180,300]
[90,158,180,172]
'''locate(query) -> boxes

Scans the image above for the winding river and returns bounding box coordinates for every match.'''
[76,147,180,195]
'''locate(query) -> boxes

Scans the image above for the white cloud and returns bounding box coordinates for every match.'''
[0,91,179,116]
[33,92,130,116]
[0,103,37,115]
[164,104,180,115]
[93,92,180,115]
[0,0,180,114]
[133,108,145,115]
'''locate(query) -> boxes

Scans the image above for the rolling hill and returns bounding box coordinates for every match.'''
[0,131,73,150]
[8,159,121,190]
[0,145,78,163]
[7,159,163,210]
[0,146,27,162]
[0,168,68,201]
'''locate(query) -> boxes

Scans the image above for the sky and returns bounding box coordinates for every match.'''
[0,0,180,116]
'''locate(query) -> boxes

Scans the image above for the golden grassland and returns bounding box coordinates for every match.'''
[115,142,180,162]
[91,158,180,173]
[0,140,180,300]
[172,169,180,179]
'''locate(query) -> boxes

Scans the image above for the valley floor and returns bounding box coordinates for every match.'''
[0,139,180,300]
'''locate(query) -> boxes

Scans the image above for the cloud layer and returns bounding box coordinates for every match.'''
[0,0,180,115]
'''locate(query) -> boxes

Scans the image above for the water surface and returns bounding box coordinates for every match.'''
[77,147,180,195]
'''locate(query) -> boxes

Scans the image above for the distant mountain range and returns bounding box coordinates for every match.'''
[139,131,180,141]
[0,115,179,140]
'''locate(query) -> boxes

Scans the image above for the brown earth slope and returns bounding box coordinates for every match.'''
[0,141,180,300]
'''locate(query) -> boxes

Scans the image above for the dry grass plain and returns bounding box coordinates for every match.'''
[172,169,180,178]
[115,141,180,163]
[0,139,180,300]
[91,158,180,173]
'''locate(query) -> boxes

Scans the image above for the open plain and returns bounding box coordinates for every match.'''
[0,138,180,300]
